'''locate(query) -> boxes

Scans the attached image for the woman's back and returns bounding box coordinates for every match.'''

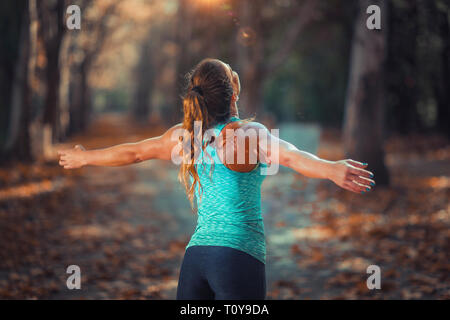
[187,117,267,264]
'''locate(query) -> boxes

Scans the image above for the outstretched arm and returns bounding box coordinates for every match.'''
[58,124,182,169]
[276,138,375,194]
[248,122,375,194]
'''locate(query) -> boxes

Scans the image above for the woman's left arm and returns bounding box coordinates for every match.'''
[58,124,182,169]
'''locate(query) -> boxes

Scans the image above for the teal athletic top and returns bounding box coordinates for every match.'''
[186,117,267,264]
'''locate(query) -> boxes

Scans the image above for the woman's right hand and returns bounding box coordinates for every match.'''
[58,144,87,169]
[329,159,375,194]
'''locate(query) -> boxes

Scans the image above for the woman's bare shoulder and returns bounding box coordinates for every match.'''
[219,120,267,172]
[224,120,268,133]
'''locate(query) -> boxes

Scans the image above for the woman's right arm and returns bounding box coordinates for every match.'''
[275,139,375,193]
[244,122,375,194]
[58,124,182,169]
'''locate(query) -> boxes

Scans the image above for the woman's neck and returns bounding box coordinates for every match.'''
[230,102,239,118]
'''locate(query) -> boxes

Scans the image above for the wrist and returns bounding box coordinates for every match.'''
[324,160,338,181]
[80,151,89,167]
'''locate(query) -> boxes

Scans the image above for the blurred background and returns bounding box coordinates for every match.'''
[0,0,448,299]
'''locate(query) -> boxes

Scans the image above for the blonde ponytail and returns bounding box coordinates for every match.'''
[179,87,210,208]
[178,59,234,211]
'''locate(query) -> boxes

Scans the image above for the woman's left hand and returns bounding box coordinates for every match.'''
[329,159,375,194]
[58,144,87,169]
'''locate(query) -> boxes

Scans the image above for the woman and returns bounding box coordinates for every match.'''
[58,58,375,300]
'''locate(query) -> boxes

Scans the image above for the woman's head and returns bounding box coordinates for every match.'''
[180,58,240,208]
[182,58,239,131]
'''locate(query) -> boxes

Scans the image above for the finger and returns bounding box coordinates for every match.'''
[349,166,374,179]
[347,159,368,168]
[351,175,375,187]
[75,144,83,150]
[342,182,361,194]
[57,150,66,156]
[349,180,372,193]
[342,185,357,193]
[59,160,66,166]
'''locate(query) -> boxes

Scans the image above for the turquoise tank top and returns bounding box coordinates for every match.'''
[186,117,267,264]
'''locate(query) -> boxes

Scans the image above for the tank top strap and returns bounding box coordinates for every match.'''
[201,116,239,158]
[200,116,240,160]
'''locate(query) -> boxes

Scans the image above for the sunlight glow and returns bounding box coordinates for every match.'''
[194,0,222,10]
[196,0,221,5]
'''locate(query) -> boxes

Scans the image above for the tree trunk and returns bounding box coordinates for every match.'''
[235,0,318,118]
[67,0,114,136]
[68,70,82,135]
[68,58,92,135]
[163,0,192,125]
[58,33,74,140]
[37,0,66,143]
[239,63,264,118]
[235,0,265,118]
[1,0,32,163]
[343,0,390,185]
[386,0,421,134]
[132,41,153,123]
[435,2,450,138]
[79,59,91,131]
[42,49,61,141]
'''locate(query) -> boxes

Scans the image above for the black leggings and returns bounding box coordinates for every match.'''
[176,245,266,300]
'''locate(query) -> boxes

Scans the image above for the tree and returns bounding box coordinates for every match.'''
[343,0,390,185]
[235,0,320,117]
[0,0,32,162]
[386,0,421,134]
[167,0,225,124]
[36,0,68,143]
[67,0,120,135]
[132,39,155,123]
[433,0,449,138]
[169,0,195,124]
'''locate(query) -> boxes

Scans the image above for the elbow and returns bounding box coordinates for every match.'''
[133,152,144,163]
[122,148,143,164]
[279,151,295,168]
[130,144,146,163]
